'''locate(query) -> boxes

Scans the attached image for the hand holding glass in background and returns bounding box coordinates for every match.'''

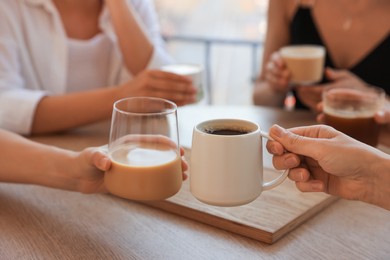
[161,63,205,103]
[322,85,385,147]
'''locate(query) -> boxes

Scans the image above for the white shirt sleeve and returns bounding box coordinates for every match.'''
[0,3,47,135]
[0,90,46,135]
[130,0,174,68]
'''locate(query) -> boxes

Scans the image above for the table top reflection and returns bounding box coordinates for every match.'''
[0,105,389,259]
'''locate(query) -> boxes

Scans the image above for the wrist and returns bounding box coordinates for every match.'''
[38,147,79,192]
[365,152,390,210]
[112,83,128,101]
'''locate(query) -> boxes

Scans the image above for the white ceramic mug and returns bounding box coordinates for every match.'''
[190,119,288,207]
[161,63,204,102]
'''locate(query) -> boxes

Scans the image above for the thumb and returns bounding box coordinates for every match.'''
[94,152,111,171]
[375,110,390,124]
[269,124,322,159]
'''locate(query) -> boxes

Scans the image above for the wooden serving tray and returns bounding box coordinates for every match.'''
[144,150,337,244]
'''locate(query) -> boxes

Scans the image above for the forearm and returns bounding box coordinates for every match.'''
[0,130,78,191]
[253,80,286,107]
[32,86,121,134]
[105,0,153,75]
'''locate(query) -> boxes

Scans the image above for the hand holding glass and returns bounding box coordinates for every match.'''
[323,86,385,147]
[161,63,204,102]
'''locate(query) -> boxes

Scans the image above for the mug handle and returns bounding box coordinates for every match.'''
[260,131,289,191]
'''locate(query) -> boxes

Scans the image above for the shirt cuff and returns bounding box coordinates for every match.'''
[0,89,47,135]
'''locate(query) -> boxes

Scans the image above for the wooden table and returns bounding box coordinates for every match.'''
[1,105,389,259]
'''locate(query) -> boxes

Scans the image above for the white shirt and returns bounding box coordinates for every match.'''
[67,34,112,92]
[0,0,173,134]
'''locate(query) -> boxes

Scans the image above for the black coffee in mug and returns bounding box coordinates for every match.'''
[206,129,249,135]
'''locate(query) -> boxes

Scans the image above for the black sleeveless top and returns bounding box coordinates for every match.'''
[290,7,390,109]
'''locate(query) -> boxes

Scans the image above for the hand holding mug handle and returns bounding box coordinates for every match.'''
[260,131,289,190]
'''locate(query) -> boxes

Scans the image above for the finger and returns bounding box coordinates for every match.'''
[273,124,337,139]
[265,72,289,92]
[181,157,189,172]
[181,152,189,181]
[148,78,196,93]
[270,52,284,68]
[268,124,336,159]
[142,88,196,105]
[295,85,324,94]
[316,113,325,123]
[288,167,311,182]
[266,140,285,155]
[266,62,290,86]
[267,60,286,78]
[265,62,280,82]
[93,151,111,171]
[149,70,192,83]
[179,147,189,172]
[375,110,390,124]
[265,71,278,86]
[295,180,325,192]
[272,153,301,170]
[317,102,324,113]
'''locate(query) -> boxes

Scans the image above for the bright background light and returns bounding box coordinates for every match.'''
[154,0,269,105]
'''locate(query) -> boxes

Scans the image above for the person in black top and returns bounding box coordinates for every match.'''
[253,0,390,111]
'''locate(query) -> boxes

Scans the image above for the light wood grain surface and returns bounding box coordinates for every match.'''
[1,105,389,259]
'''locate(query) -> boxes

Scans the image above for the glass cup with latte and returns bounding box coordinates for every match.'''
[280,45,325,86]
[104,97,182,201]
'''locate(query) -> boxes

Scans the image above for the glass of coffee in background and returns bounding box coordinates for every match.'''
[104,97,182,201]
[323,86,385,147]
[280,45,325,85]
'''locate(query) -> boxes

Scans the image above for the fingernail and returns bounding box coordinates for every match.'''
[300,171,305,181]
[99,158,109,168]
[272,124,287,138]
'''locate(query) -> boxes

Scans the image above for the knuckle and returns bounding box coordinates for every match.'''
[288,133,303,147]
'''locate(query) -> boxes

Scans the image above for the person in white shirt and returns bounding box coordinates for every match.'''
[0,0,197,135]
